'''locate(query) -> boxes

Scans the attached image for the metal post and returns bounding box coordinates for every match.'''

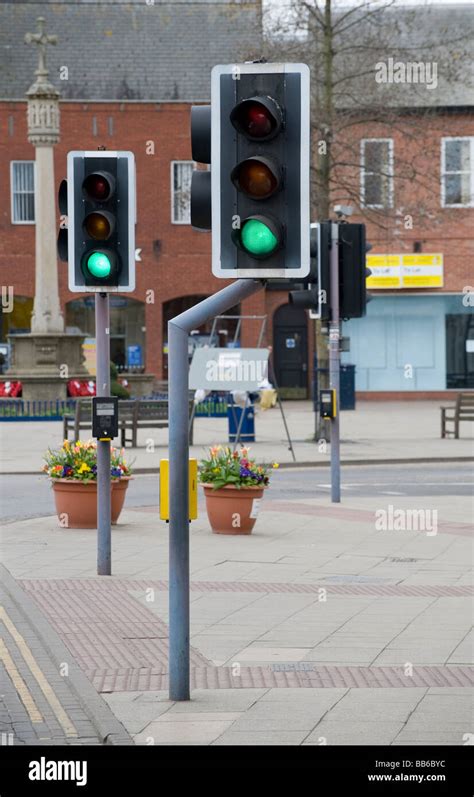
[329,222,341,503]
[95,292,112,575]
[168,279,263,701]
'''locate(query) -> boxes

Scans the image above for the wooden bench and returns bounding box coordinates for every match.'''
[63,397,195,447]
[121,398,195,447]
[63,399,136,445]
[440,393,474,438]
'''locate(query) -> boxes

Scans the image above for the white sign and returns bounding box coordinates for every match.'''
[189,348,270,390]
[249,499,262,519]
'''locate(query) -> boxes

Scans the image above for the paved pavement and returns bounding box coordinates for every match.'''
[0,565,131,746]
[1,465,472,746]
[0,400,472,474]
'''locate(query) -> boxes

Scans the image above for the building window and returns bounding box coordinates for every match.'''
[441,137,474,207]
[11,161,35,224]
[360,139,393,208]
[171,161,193,224]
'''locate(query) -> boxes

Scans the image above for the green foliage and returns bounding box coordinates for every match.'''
[111,380,130,399]
[43,439,132,482]
[198,445,278,490]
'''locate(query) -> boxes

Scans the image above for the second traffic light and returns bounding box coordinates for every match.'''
[289,222,371,320]
[64,151,136,293]
[191,63,311,280]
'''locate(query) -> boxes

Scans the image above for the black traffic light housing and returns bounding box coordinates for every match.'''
[64,151,136,293]
[191,62,311,280]
[338,223,369,319]
[288,221,370,320]
[288,222,330,319]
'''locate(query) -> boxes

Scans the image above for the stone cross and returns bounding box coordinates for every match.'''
[25,17,57,78]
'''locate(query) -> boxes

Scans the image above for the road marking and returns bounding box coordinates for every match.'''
[0,607,77,737]
[0,637,43,723]
[380,491,405,496]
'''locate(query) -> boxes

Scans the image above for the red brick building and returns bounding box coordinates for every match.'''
[1,0,473,397]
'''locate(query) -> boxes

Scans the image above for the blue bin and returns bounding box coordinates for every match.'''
[228,404,255,443]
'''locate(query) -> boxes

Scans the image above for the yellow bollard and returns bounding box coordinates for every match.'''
[160,459,198,521]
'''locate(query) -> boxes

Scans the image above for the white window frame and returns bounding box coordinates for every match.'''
[360,138,394,209]
[10,160,36,224]
[441,136,474,208]
[171,160,194,225]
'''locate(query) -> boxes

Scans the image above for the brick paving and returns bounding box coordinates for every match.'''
[19,578,474,698]
[87,664,474,693]
[20,580,209,672]
[22,577,473,598]
[0,566,132,745]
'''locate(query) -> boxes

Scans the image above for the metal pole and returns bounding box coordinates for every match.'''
[329,222,341,503]
[168,279,263,701]
[95,292,111,575]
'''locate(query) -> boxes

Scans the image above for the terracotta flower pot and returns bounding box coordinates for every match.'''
[202,483,265,535]
[52,478,130,529]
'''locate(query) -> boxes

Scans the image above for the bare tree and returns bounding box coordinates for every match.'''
[259,0,473,436]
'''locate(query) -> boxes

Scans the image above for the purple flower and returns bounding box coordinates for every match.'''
[111,467,122,477]
[240,466,253,478]
[61,466,73,477]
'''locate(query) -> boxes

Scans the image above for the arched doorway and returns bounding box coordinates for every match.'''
[273,304,308,398]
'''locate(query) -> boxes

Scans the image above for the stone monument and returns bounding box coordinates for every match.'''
[7,17,87,400]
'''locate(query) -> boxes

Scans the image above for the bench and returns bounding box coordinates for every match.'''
[440,392,474,438]
[63,399,136,445]
[121,398,195,447]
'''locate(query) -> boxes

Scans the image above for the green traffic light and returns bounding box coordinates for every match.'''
[241,219,278,256]
[86,252,112,279]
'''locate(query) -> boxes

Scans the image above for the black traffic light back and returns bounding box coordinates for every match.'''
[288,221,369,320]
[64,151,136,293]
[338,223,368,319]
[288,222,330,319]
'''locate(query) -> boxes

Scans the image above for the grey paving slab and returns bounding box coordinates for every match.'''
[134,718,237,745]
[213,730,308,745]
[304,722,405,745]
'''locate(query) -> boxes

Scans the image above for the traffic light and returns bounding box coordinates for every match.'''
[289,222,370,320]
[288,222,330,319]
[62,151,136,293]
[338,223,369,319]
[191,62,311,279]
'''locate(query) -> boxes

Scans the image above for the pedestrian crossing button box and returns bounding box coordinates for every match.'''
[320,389,336,420]
[92,396,119,440]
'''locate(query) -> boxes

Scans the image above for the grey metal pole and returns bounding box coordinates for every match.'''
[329,222,341,503]
[95,292,112,575]
[168,278,263,701]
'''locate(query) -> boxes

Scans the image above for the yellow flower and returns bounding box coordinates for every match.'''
[212,467,220,473]
[78,462,91,473]
[272,462,279,469]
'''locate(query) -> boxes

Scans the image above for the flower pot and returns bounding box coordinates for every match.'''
[202,483,265,535]
[52,478,130,529]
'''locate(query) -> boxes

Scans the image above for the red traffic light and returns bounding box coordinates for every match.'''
[83,211,114,241]
[231,157,281,200]
[83,171,115,202]
[230,96,282,141]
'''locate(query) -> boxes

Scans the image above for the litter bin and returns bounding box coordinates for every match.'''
[340,364,356,410]
[228,403,255,443]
